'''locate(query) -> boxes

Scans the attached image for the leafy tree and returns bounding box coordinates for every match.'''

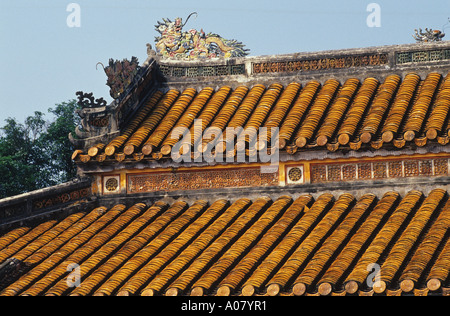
[41,100,81,183]
[0,100,81,199]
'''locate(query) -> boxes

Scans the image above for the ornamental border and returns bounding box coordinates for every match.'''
[396,48,450,65]
[309,157,450,184]
[252,53,389,74]
[157,48,450,78]
[127,167,279,194]
[158,64,246,78]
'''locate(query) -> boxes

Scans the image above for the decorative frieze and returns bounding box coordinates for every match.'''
[158,64,246,78]
[155,44,450,80]
[396,48,450,64]
[32,187,91,210]
[127,167,279,194]
[127,167,278,194]
[310,158,450,184]
[0,180,93,226]
[252,53,388,74]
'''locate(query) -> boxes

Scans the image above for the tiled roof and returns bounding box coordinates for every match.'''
[73,71,450,163]
[1,189,449,296]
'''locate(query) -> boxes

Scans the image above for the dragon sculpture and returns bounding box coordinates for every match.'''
[413,28,445,42]
[155,12,249,60]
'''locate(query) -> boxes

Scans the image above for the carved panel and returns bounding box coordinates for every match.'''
[404,160,419,177]
[373,162,387,179]
[32,187,91,210]
[358,163,372,180]
[88,116,110,128]
[396,48,450,64]
[388,161,403,178]
[328,165,342,182]
[127,168,279,194]
[429,50,444,61]
[252,53,388,74]
[434,159,449,176]
[396,52,412,64]
[286,165,305,185]
[419,160,433,176]
[310,157,450,184]
[159,64,246,78]
[342,165,356,181]
[311,165,327,183]
[412,51,429,63]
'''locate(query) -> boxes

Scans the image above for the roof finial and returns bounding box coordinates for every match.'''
[413,28,445,42]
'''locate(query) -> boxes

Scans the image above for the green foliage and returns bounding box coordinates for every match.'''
[0,100,81,198]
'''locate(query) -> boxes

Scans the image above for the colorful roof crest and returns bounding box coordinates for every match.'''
[155,13,249,60]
